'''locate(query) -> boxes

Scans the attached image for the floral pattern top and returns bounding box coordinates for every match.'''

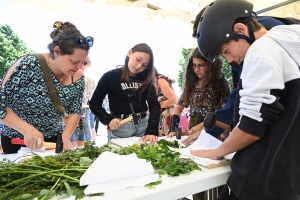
[178,83,229,118]
[0,55,84,139]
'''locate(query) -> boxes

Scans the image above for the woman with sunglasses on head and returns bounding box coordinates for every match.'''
[168,48,230,141]
[89,43,160,144]
[0,21,93,154]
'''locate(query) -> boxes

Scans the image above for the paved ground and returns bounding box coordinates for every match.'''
[94,123,109,145]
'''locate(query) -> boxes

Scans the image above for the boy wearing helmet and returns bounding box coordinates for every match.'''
[189,6,285,142]
[192,0,300,200]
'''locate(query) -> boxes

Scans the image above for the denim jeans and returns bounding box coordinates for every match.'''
[70,108,92,141]
[70,127,86,142]
[107,115,149,141]
[89,112,95,129]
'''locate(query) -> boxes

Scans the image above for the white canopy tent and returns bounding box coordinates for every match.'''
[9,0,300,22]
[3,0,300,94]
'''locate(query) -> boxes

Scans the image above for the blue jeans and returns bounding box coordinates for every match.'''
[89,112,95,129]
[107,115,149,141]
[70,108,92,141]
[70,127,86,141]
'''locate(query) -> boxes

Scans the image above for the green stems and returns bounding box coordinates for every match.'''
[2,168,83,188]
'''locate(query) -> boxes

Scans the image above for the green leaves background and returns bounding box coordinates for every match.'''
[0,24,34,79]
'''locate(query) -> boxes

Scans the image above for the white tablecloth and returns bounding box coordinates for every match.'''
[0,153,231,200]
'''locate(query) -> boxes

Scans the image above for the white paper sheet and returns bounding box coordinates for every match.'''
[179,130,235,167]
[80,152,155,186]
[110,137,143,147]
[84,174,159,194]
[13,147,57,163]
[110,136,189,148]
[158,136,188,143]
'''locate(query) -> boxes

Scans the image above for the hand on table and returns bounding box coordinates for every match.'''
[23,128,44,150]
[108,119,121,130]
[190,149,223,160]
[188,123,203,135]
[181,132,200,146]
[62,134,74,150]
[140,135,158,144]
[167,122,203,138]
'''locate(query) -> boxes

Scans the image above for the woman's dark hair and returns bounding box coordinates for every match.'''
[115,43,156,100]
[47,21,91,59]
[154,67,160,77]
[181,48,230,108]
[234,16,264,31]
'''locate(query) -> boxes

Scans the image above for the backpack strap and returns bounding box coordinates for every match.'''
[272,17,300,25]
[35,54,67,115]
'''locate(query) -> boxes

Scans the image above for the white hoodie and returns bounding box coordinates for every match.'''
[265,25,300,67]
[228,25,300,200]
[239,25,300,125]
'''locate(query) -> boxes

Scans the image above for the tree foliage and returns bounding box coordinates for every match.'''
[177,48,233,91]
[220,56,233,89]
[177,48,194,92]
[0,24,34,78]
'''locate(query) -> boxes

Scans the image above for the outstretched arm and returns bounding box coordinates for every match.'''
[190,126,260,159]
[0,107,44,149]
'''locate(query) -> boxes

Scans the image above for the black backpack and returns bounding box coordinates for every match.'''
[272,17,300,25]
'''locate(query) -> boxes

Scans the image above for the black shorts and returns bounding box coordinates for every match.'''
[218,185,239,200]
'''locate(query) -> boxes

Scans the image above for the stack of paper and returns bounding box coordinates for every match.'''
[80,152,159,194]
[179,130,235,168]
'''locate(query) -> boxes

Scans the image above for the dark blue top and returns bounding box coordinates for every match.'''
[257,16,285,31]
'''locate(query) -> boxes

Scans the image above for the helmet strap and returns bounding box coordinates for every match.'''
[232,16,256,45]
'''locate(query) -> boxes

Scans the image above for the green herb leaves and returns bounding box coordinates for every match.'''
[0,141,200,199]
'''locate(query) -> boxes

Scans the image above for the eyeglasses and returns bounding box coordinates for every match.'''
[57,34,94,47]
[135,56,149,69]
[193,62,207,70]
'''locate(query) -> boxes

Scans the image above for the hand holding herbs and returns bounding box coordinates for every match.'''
[0,140,200,200]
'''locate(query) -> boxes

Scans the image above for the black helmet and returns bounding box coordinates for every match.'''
[196,0,254,62]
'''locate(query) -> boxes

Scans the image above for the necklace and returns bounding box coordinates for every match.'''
[59,74,65,83]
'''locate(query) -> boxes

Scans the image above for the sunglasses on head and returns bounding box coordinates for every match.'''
[57,34,94,47]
